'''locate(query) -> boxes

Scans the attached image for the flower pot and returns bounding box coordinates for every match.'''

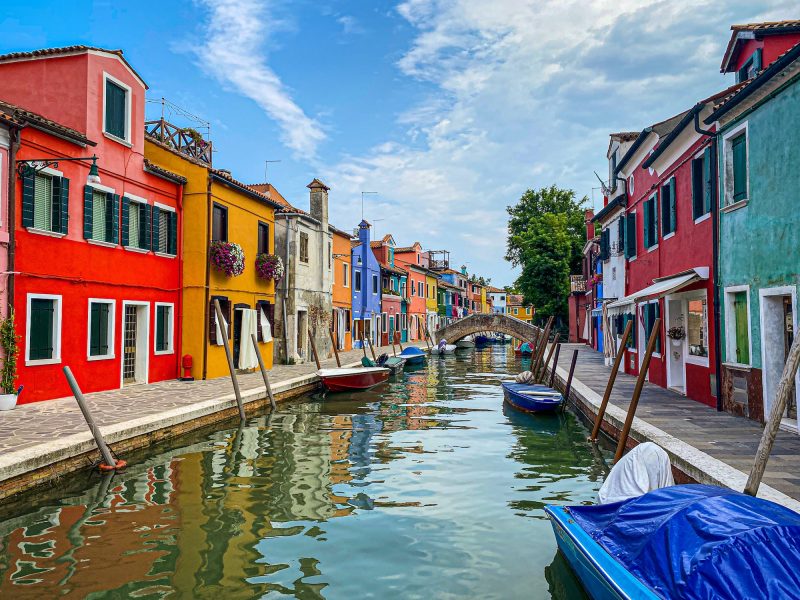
[671,338,682,347]
[0,393,17,411]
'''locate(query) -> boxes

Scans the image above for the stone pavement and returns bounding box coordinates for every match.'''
[558,343,800,501]
[0,342,416,492]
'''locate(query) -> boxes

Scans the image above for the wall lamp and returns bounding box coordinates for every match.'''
[17,154,101,185]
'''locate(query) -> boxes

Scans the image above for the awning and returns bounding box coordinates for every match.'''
[607,268,709,310]
[591,307,603,317]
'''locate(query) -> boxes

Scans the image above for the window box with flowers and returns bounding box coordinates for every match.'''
[210,241,245,277]
[255,253,284,281]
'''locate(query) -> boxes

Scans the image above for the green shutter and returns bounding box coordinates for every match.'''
[660,187,669,236]
[29,299,54,360]
[152,205,161,252]
[732,134,747,202]
[626,213,637,258]
[703,146,712,214]
[21,170,35,228]
[617,215,625,251]
[168,211,177,255]
[669,178,676,235]
[753,48,762,73]
[734,292,750,364]
[643,202,651,248]
[156,306,166,351]
[89,302,109,356]
[58,177,69,234]
[141,203,152,251]
[83,186,94,239]
[105,79,126,139]
[652,196,658,244]
[110,193,119,244]
[121,196,130,247]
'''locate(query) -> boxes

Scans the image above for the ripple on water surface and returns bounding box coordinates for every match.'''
[0,346,610,599]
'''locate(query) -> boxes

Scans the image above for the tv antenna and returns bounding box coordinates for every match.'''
[361,191,378,220]
[264,160,281,181]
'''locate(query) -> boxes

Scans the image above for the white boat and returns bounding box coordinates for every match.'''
[456,336,475,349]
[430,344,457,355]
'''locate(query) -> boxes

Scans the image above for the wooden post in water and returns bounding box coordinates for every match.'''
[531,317,554,376]
[308,329,322,370]
[537,332,561,382]
[589,320,633,442]
[328,328,341,367]
[214,299,245,421]
[251,333,276,411]
[391,337,397,357]
[745,333,800,496]
[63,366,119,468]
[366,334,377,361]
[614,318,661,462]
[563,349,579,408]
[548,343,561,388]
[396,331,405,351]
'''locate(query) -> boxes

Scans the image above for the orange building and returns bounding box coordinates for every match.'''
[331,225,352,351]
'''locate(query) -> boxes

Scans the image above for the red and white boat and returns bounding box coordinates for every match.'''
[316,367,390,392]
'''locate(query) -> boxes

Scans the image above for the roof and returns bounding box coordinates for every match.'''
[506,294,524,306]
[706,40,800,124]
[210,170,283,209]
[394,242,422,253]
[306,177,330,191]
[248,182,304,214]
[485,285,505,293]
[380,262,407,276]
[143,159,187,185]
[0,45,148,89]
[0,98,94,146]
[610,131,639,141]
[329,224,351,238]
[591,194,626,223]
[642,81,748,168]
[440,280,460,290]
[615,110,689,175]
[721,21,800,72]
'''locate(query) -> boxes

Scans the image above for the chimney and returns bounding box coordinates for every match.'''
[307,178,330,230]
[358,219,371,245]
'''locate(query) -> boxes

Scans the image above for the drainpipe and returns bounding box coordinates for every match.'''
[282,213,291,362]
[695,110,723,412]
[201,172,213,380]
[7,126,20,316]
[175,183,184,379]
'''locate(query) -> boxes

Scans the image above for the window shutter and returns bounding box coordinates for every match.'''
[83,186,94,239]
[152,205,161,251]
[21,171,35,227]
[732,134,747,201]
[703,146,712,214]
[753,48,762,73]
[142,203,152,250]
[52,176,69,234]
[156,306,166,351]
[110,193,119,244]
[669,178,676,234]
[617,215,625,252]
[30,299,54,360]
[121,196,130,247]
[628,213,637,257]
[168,211,177,255]
[652,197,658,243]
[643,203,651,248]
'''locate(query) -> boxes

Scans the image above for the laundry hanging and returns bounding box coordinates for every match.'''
[259,308,273,343]
[238,309,259,370]
[214,311,229,346]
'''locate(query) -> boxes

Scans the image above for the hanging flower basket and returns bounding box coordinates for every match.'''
[210,241,245,277]
[255,253,284,281]
[667,326,685,340]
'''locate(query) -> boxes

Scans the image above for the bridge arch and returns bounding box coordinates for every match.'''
[432,313,541,344]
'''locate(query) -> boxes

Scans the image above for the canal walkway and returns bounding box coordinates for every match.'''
[553,343,800,507]
[0,343,418,500]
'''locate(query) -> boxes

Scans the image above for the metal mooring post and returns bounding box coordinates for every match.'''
[214,299,245,421]
[251,333,276,411]
[63,366,122,470]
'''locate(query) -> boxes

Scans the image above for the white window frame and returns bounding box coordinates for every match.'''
[86,298,116,361]
[154,302,175,355]
[682,291,710,368]
[25,293,63,366]
[721,120,749,209]
[723,284,752,367]
[123,193,149,252]
[102,71,133,145]
[154,202,176,258]
[354,270,361,293]
[120,301,150,387]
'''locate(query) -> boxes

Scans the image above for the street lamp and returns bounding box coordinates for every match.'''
[17,154,101,185]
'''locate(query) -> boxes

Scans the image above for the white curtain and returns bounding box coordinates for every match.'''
[238,309,259,370]
[336,309,346,349]
[259,308,273,343]
[214,312,229,346]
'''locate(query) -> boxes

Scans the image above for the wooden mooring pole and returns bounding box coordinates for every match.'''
[63,366,120,469]
[614,318,661,462]
[537,332,560,383]
[548,343,561,389]
[328,328,342,367]
[745,333,800,496]
[214,299,245,421]
[562,349,579,408]
[531,317,554,376]
[366,334,377,361]
[251,333,276,411]
[589,320,632,443]
[308,329,322,370]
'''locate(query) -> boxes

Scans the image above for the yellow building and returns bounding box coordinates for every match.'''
[144,132,279,380]
[480,286,489,314]
[425,272,439,332]
[507,294,535,324]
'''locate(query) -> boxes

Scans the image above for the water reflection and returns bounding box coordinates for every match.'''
[0,346,607,599]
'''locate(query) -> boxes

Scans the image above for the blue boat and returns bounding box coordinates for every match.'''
[474,334,491,347]
[501,382,563,413]
[546,484,800,600]
[399,346,426,366]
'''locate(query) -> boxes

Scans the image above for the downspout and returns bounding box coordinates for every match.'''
[282,213,290,362]
[695,110,723,412]
[7,126,20,316]
[175,183,184,379]
[201,171,212,380]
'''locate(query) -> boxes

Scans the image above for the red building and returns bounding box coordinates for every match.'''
[0,47,184,402]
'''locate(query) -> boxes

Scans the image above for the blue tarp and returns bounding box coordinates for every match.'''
[569,484,800,599]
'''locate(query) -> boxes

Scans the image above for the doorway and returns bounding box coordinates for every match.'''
[666,297,686,394]
[297,310,308,360]
[121,302,149,386]
[760,288,798,432]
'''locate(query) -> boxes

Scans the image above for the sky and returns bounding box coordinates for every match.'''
[0,0,795,285]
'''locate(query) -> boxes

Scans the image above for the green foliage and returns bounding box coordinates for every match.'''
[0,310,19,394]
[506,185,587,322]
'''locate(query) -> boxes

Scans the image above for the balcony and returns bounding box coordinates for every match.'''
[145,119,212,165]
[570,275,586,294]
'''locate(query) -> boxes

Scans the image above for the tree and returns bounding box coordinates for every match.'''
[506,185,587,322]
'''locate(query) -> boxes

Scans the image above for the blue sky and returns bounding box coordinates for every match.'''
[0,0,795,285]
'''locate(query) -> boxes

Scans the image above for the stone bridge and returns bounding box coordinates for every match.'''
[432,313,541,344]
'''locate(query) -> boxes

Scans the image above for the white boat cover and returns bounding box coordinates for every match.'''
[316,367,389,377]
[598,442,675,505]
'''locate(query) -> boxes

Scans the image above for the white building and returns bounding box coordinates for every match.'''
[487,287,507,314]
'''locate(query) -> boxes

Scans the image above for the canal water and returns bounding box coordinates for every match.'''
[0,346,610,599]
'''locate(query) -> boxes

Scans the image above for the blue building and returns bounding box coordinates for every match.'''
[351,220,383,348]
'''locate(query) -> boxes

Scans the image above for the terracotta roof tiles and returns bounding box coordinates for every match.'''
[0,98,94,146]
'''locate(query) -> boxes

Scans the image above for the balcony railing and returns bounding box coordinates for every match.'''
[145,119,212,165]
[570,275,586,293]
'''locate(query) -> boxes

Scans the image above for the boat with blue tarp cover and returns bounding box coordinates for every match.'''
[545,484,800,600]
[501,382,563,413]
[399,346,426,365]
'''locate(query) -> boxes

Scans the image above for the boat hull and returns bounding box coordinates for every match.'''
[545,505,658,600]
[318,369,390,392]
[383,357,406,375]
[501,382,562,413]
[399,347,427,365]
[455,340,475,349]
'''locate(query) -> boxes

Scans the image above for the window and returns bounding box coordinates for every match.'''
[372,274,378,294]
[642,302,661,354]
[155,304,174,354]
[731,133,747,203]
[736,49,761,83]
[660,178,675,236]
[209,297,231,345]
[410,282,415,296]
[88,300,114,359]
[82,186,119,244]
[26,294,61,365]
[154,206,177,255]
[625,212,637,258]
[258,222,270,254]
[122,197,151,250]
[343,263,349,287]
[382,277,389,289]
[328,242,332,269]
[727,290,751,364]
[212,203,228,241]
[344,309,351,332]
[22,171,69,234]
[643,195,658,249]
[687,298,709,358]
[382,312,388,333]
[691,149,712,219]
[355,270,362,292]
[299,231,309,263]
[418,281,424,296]
[104,75,129,141]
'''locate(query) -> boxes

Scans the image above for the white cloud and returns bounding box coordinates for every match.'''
[324,0,796,284]
[195,0,325,157]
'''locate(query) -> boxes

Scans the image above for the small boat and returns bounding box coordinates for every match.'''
[379,355,406,375]
[515,342,533,357]
[429,343,457,355]
[399,346,427,365]
[546,484,800,600]
[317,367,390,392]
[501,381,563,413]
[475,334,491,347]
[456,336,475,349]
